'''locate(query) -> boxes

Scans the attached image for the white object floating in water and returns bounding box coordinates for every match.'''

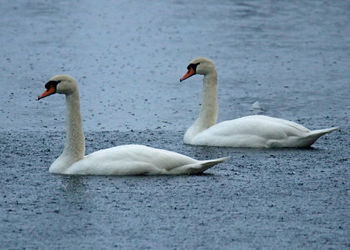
[179,57,339,148]
[251,101,263,111]
[37,75,229,175]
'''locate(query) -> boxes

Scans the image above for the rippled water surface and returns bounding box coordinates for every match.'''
[0,0,349,249]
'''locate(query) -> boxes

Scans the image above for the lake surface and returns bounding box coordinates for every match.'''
[0,0,349,249]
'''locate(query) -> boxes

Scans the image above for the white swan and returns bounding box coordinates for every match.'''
[179,57,339,148]
[38,75,228,175]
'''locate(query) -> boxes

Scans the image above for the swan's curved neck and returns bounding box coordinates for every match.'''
[184,72,218,143]
[63,91,85,157]
[50,90,85,173]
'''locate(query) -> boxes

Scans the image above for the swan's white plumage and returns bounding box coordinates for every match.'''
[61,145,228,175]
[187,115,338,148]
[39,75,228,175]
[180,57,339,148]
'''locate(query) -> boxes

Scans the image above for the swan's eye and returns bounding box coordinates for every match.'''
[187,63,200,71]
[45,80,61,90]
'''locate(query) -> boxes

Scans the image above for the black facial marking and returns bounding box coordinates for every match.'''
[44,80,61,90]
[187,62,200,71]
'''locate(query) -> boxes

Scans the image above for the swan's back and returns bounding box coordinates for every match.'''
[189,115,313,147]
[63,144,217,175]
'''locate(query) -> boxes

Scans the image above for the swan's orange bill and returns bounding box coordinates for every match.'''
[38,86,56,100]
[180,68,195,82]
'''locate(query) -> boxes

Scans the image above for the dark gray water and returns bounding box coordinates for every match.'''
[0,0,349,249]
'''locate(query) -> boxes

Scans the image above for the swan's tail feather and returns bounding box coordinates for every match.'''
[187,156,230,174]
[300,126,339,147]
[309,126,339,135]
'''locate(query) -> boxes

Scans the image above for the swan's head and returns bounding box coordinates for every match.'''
[180,57,216,82]
[38,75,78,100]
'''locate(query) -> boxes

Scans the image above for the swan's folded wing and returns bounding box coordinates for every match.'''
[64,144,200,175]
[191,115,313,147]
